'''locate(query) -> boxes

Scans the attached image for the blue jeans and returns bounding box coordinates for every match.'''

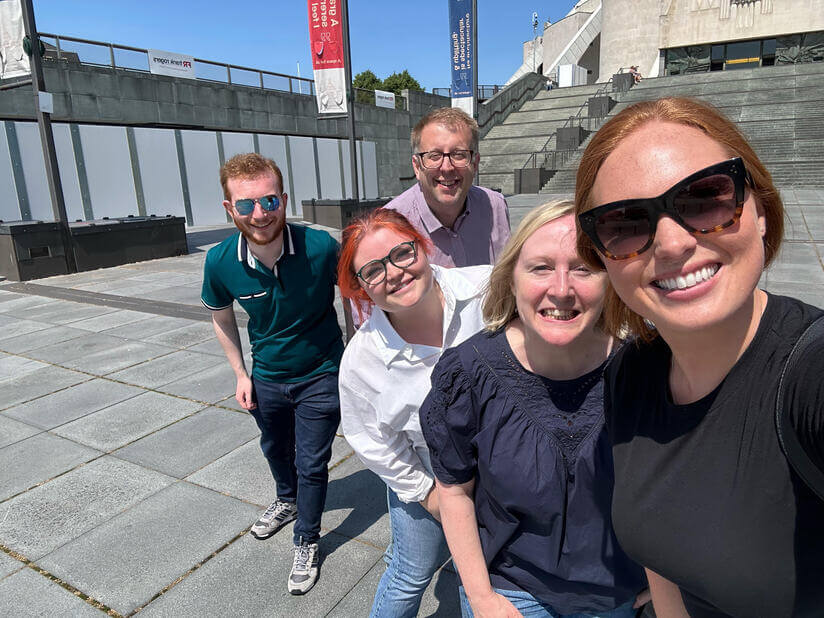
[251,371,340,545]
[370,487,451,618]
[459,586,637,618]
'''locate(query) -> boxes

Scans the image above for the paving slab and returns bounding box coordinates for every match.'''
[107,350,223,389]
[114,407,260,478]
[0,568,102,616]
[0,294,60,314]
[0,456,173,560]
[140,529,381,617]
[0,365,90,411]
[26,332,142,365]
[185,439,276,507]
[19,300,116,325]
[141,322,218,348]
[765,281,824,307]
[102,314,199,340]
[67,309,156,332]
[154,362,238,403]
[0,325,89,354]
[53,391,205,452]
[0,414,41,448]
[0,552,25,579]
[0,432,100,502]
[0,317,51,341]
[64,339,178,376]
[324,453,391,549]
[3,378,144,430]
[38,481,261,616]
[0,354,48,381]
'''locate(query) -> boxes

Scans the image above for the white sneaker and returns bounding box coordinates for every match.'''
[250,499,297,540]
[288,539,319,595]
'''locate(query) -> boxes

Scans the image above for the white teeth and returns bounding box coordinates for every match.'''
[540,309,577,320]
[655,264,719,291]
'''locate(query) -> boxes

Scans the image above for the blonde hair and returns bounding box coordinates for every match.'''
[483,200,578,331]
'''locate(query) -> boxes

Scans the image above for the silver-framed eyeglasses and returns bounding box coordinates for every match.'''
[415,150,474,169]
[356,241,418,285]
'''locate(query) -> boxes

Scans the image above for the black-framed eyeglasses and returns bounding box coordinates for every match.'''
[578,158,750,261]
[234,195,280,216]
[356,241,418,285]
[415,150,474,169]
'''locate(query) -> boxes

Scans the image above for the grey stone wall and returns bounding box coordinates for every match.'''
[0,63,449,198]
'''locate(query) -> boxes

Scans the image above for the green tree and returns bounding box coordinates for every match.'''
[381,70,423,96]
[353,69,381,104]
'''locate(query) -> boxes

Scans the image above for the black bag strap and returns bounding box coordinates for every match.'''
[775,314,824,501]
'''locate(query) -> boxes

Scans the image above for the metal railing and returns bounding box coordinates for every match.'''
[432,84,506,101]
[478,72,548,138]
[522,70,634,170]
[38,32,316,97]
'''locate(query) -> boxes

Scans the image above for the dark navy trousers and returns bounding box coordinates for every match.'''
[250,371,340,544]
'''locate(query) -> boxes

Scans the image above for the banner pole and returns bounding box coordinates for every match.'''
[472,0,479,186]
[340,0,359,202]
[20,0,77,273]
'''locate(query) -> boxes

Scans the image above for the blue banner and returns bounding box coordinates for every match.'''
[448,0,474,114]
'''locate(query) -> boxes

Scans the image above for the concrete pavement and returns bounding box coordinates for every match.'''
[0,189,822,616]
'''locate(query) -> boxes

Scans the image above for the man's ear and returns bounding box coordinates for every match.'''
[473,151,480,167]
[412,154,424,182]
[223,200,233,216]
[281,193,288,211]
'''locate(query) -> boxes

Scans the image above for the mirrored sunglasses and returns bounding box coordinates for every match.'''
[234,195,280,216]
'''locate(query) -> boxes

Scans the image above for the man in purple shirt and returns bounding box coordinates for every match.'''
[384,107,511,268]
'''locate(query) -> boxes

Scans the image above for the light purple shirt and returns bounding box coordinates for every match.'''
[384,183,511,268]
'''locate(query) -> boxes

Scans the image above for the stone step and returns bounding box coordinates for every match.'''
[482,135,556,155]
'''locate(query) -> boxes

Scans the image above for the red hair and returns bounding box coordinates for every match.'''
[338,209,432,319]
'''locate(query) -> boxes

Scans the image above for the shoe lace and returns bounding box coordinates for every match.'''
[293,543,315,572]
[262,500,285,520]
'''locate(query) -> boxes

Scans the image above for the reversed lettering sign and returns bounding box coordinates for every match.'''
[307,0,347,114]
[0,0,30,79]
[375,89,395,109]
[148,49,195,79]
[448,0,475,116]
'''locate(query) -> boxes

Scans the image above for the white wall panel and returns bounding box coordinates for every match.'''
[180,130,225,225]
[221,133,255,161]
[288,136,318,220]
[79,125,138,219]
[361,141,378,198]
[317,138,343,200]
[14,122,51,221]
[133,128,185,218]
[257,134,294,215]
[52,124,85,222]
[0,123,19,221]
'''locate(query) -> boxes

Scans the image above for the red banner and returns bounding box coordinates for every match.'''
[307,0,347,113]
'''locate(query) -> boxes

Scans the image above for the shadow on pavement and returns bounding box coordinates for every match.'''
[187,227,237,253]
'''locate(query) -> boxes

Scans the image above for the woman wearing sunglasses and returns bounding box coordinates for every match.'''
[337,208,490,617]
[419,201,647,618]
[575,97,824,617]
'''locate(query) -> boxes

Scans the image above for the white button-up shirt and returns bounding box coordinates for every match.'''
[339,264,491,503]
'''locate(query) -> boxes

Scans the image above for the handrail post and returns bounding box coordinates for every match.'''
[226,65,231,84]
[259,71,264,89]
[55,35,61,60]
[109,44,115,69]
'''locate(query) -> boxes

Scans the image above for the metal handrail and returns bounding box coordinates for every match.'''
[39,32,316,96]
[521,68,633,170]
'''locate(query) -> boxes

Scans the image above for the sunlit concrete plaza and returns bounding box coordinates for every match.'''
[0,191,822,616]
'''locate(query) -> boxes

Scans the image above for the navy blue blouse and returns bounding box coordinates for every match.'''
[420,329,644,614]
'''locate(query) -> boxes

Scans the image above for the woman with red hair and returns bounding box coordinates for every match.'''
[337,208,490,617]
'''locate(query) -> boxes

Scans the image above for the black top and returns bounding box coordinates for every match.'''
[606,293,824,617]
[420,329,644,614]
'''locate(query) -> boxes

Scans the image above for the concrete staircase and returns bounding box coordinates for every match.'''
[536,62,824,194]
[478,82,604,194]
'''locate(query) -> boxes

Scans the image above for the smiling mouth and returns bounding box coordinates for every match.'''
[653,264,720,291]
[387,279,413,294]
[436,179,459,189]
[539,309,579,321]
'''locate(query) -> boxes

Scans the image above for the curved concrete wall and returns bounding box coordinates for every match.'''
[600,0,661,79]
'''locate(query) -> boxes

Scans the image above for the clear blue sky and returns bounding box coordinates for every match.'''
[33,1,578,91]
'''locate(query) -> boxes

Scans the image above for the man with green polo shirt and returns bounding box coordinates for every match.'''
[201,153,343,595]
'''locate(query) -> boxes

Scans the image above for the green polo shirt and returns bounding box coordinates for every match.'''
[201,224,343,383]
